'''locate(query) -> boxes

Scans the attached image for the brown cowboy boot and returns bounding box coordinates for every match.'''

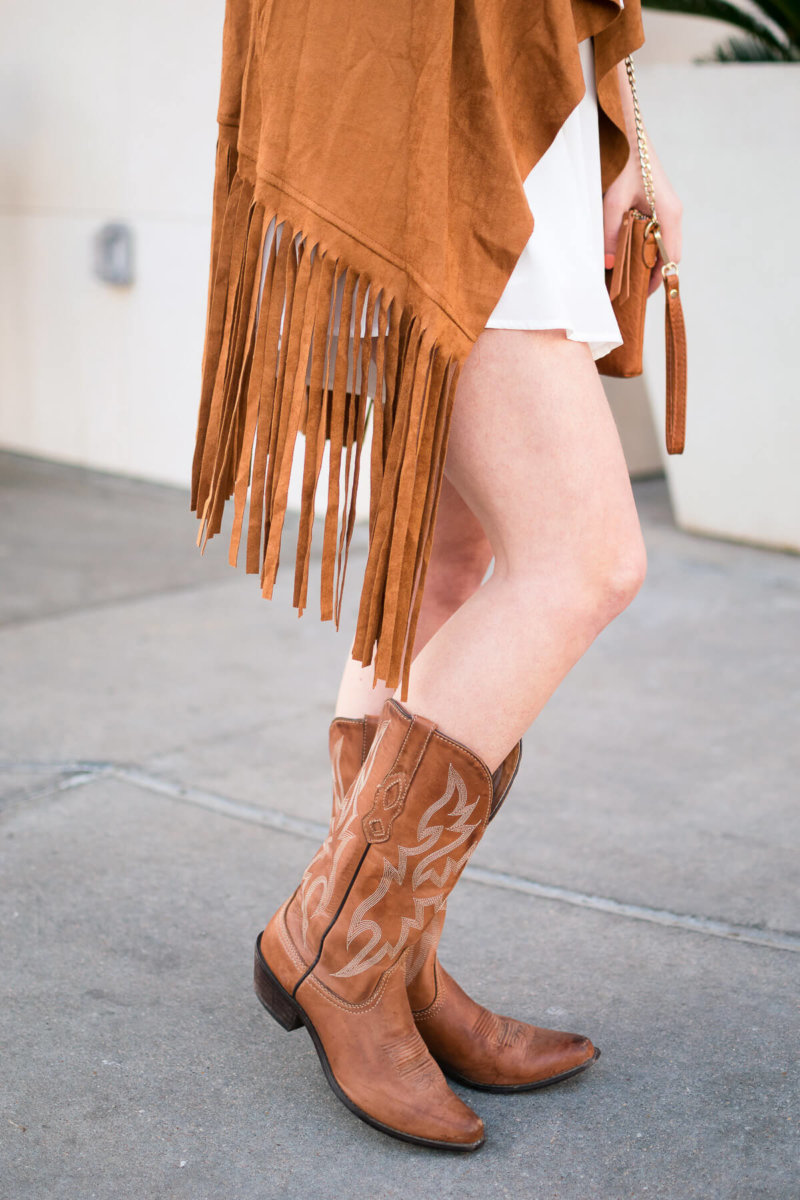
[328,715,599,1092]
[256,698,509,1149]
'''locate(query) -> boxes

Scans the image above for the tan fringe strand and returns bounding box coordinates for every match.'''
[192,146,462,699]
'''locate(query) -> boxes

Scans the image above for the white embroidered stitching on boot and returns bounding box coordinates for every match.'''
[297,720,389,945]
[330,763,483,979]
[404,906,445,987]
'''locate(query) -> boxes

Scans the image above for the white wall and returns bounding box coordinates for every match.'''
[638,62,800,550]
[636,10,740,65]
[0,6,728,499]
[0,0,222,487]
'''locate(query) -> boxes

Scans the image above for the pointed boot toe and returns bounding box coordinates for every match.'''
[433,1099,485,1151]
[257,908,486,1150]
[291,950,486,1150]
[413,964,600,1092]
[498,1027,600,1090]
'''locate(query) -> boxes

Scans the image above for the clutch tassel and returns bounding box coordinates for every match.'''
[608,210,635,304]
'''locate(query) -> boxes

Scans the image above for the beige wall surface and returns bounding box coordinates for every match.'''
[0,0,223,487]
[0,6,749,503]
[636,10,735,64]
[639,60,800,551]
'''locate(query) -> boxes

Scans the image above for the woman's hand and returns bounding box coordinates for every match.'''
[603,62,683,297]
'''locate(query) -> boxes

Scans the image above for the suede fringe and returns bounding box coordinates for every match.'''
[191,139,461,700]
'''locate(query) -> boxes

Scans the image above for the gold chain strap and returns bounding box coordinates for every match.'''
[624,54,678,279]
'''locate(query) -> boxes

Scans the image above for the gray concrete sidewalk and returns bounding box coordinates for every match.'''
[1,450,798,1200]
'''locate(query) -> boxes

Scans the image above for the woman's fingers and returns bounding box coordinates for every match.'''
[649,189,683,296]
[603,162,683,296]
[602,119,683,299]
[657,199,683,266]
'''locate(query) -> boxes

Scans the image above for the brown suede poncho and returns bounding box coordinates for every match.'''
[192,0,645,697]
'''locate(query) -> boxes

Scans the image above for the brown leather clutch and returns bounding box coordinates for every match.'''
[596,208,657,379]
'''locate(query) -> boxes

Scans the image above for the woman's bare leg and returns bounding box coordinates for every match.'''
[334,475,493,717]
[402,327,647,772]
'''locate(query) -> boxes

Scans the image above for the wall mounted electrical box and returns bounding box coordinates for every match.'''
[93,223,135,286]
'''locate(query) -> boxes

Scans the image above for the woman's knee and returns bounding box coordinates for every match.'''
[424,530,493,613]
[501,520,647,633]
[592,529,648,627]
[422,476,494,614]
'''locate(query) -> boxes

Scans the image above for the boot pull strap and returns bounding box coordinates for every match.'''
[489,740,523,823]
[362,713,436,843]
[362,713,381,762]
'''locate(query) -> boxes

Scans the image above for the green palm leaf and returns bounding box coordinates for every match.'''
[708,32,800,58]
[642,0,800,58]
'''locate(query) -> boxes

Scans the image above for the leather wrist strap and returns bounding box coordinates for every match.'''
[663,270,686,455]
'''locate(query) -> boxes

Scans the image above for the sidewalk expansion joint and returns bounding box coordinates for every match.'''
[4,758,799,956]
[0,576,233,632]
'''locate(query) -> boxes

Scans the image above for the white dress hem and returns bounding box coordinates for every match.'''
[484,35,623,362]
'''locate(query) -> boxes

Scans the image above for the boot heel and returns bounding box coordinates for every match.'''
[253,937,302,1032]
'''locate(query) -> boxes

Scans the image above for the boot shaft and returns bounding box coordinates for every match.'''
[288,699,500,1005]
[317,706,492,998]
[319,710,523,1007]
[331,714,522,823]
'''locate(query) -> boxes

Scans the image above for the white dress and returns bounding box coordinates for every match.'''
[485,34,623,360]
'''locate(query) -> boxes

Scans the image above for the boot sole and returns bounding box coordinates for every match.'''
[253,935,485,1152]
[438,1047,601,1093]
